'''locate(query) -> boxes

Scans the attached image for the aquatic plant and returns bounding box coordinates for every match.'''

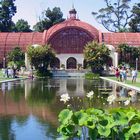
[58,91,140,139]
[58,107,140,140]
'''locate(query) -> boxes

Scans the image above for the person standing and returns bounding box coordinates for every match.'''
[122,67,127,83]
[119,68,123,82]
[115,68,120,81]
[131,68,137,83]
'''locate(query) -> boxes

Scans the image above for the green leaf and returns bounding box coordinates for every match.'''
[86,119,95,129]
[97,124,111,137]
[86,108,103,116]
[112,112,128,125]
[75,111,89,126]
[99,119,108,126]
[129,123,140,134]
[89,128,98,140]
[58,109,73,125]
[124,132,133,140]
[65,124,75,135]
[127,111,136,122]
[77,128,82,137]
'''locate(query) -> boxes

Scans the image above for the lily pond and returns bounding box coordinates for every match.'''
[0,77,140,140]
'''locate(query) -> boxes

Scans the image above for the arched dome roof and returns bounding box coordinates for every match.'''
[43,19,99,43]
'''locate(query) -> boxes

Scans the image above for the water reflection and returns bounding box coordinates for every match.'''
[0,78,140,140]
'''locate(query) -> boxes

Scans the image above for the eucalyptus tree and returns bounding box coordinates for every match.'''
[0,0,16,32]
[33,7,65,32]
[92,0,133,32]
[84,41,110,74]
[129,3,140,32]
[15,19,32,32]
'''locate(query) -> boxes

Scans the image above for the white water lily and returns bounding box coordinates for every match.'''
[124,100,130,106]
[86,91,94,99]
[60,93,70,103]
[107,94,116,104]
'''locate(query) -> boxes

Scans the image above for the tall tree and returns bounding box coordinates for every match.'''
[92,0,133,32]
[129,3,140,32]
[84,41,110,74]
[0,0,16,32]
[33,7,65,32]
[15,19,32,32]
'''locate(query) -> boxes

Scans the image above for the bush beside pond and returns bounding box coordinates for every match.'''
[85,72,99,80]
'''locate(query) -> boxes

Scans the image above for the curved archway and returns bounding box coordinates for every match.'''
[50,57,60,69]
[48,27,94,54]
[67,57,77,69]
[107,56,113,67]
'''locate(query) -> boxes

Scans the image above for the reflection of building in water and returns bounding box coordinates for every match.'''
[24,79,32,99]
[58,79,67,94]
[1,83,6,94]
[8,82,12,91]
[57,78,84,96]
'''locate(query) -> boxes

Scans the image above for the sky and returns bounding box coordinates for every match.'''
[12,0,138,32]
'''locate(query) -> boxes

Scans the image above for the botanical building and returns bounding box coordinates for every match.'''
[0,8,140,69]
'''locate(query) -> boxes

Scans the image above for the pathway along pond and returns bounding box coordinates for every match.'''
[0,78,140,140]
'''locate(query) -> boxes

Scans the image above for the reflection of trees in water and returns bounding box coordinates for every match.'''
[6,82,25,103]
[36,118,59,139]
[27,79,58,106]
[0,117,15,140]
[14,116,29,126]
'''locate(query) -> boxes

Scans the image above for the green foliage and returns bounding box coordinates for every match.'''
[0,0,16,32]
[92,0,133,32]
[58,107,140,139]
[84,41,110,74]
[36,69,52,77]
[117,43,140,67]
[33,7,65,32]
[129,3,140,32]
[27,44,55,77]
[7,47,25,69]
[15,19,32,32]
[85,73,99,80]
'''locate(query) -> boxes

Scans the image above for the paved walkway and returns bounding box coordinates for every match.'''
[100,76,140,92]
[0,77,29,83]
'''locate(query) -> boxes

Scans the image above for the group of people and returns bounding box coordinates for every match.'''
[2,67,17,78]
[115,67,138,83]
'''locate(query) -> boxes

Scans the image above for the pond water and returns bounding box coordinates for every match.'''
[0,78,140,140]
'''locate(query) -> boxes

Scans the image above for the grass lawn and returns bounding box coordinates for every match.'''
[138,71,140,78]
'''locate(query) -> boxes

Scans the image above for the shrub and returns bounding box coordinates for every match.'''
[85,72,99,80]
